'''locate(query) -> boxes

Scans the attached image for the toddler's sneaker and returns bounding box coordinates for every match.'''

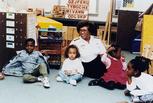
[132,96,141,102]
[69,79,77,86]
[56,76,63,82]
[42,77,50,88]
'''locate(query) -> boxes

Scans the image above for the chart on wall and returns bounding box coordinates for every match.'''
[115,0,153,11]
[59,0,100,20]
[123,0,134,7]
[64,0,89,20]
[115,0,134,10]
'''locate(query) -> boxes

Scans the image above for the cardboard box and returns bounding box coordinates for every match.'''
[52,5,65,18]
[148,61,153,75]
[142,45,153,75]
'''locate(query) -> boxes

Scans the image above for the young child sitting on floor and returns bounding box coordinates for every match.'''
[124,56,153,102]
[89,44,127,90]
[2,38,50,88]
[56,45,84,86]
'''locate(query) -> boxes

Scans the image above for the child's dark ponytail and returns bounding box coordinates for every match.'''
[131,56,151,73]
[135,56,151,73]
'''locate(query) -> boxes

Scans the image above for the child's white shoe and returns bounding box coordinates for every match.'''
[69,79,77,86]
[56,76,63,82]
[37,76,43,82]
[42,77,50,88]
[132,96,140,102]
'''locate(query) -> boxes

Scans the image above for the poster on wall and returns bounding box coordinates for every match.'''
[115,0,134,10]
[123,0,134,8]
[65,0,89,20]
[115,0,153,12]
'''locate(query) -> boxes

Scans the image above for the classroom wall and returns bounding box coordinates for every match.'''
[2,0,153,22]
[27,0,59,12]
[2,0,28,10]
[134,0,153,11]
[89,0,111,22]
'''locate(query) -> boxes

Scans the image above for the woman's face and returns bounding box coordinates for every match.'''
[79,26,90,41]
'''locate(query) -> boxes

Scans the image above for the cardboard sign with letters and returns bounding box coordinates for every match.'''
[65,0,89,20]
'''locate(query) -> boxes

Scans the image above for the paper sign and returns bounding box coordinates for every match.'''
[6,20,15,27]
[6,28,15,34]
[6,13,15,19]
[6,42,15,48]
[65,0,89,20]
[6,35,14,41]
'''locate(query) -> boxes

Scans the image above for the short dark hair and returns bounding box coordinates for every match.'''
[25,38,35,46]
[130,56,151,76]
[76,21,97,36]
[64,45,80,58]
[107,44,121,57]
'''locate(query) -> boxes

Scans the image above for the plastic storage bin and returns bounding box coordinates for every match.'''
[131,35,141,54]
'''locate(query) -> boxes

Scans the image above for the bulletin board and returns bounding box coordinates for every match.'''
[141,15,153,53]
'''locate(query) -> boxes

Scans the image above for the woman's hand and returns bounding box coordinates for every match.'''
[107,47,115,53]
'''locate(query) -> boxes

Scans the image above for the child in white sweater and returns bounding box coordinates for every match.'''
[56,45,84,86]
[125,56,153,102]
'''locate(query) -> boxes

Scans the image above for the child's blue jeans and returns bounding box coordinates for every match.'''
[58,70,82,83]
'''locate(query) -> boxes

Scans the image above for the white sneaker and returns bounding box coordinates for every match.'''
[37,76,43,82]
[56,76,63,82]
[42,77,50,88]
[69,79,77,86]
[132,96,140,102]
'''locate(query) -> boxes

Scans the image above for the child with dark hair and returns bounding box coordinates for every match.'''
[89,44,127,90]
[2,38,50,88]
[124,56,153,102]
[56,45,84,86]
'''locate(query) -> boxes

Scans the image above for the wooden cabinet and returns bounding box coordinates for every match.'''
[38,29,63,69]
[0,12,36,70]
[116,10,139,51]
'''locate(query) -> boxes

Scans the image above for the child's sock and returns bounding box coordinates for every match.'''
[56,76,63,82]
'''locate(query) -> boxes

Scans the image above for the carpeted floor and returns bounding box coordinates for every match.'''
[0,51,136,103]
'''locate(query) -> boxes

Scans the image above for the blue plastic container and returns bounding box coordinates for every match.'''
[131,35,141,54]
